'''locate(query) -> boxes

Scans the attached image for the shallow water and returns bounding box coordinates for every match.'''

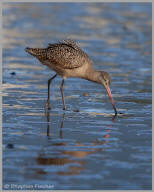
[3,3,152,190]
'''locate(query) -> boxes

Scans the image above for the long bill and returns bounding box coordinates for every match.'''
[105,85,117,115]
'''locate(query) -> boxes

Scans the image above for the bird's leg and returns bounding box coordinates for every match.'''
[45,74,57,111]
[60,79,66,110]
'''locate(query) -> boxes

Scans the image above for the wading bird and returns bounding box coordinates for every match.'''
[25,39,117,115]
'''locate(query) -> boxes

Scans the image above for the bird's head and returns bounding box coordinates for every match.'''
[98,71,117,115]
[99,71,111,87]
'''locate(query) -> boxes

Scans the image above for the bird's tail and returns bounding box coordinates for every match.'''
[25,47,47,59]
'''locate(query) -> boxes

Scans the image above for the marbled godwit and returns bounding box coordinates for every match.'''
[25,39,117,114]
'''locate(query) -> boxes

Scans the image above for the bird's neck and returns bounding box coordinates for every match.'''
[84,69,101,84]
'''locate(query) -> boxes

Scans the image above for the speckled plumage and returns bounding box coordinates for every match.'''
[25,39,117,114]
[25,39,94,79]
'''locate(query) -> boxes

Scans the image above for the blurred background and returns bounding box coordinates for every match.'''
[3,3,152,190]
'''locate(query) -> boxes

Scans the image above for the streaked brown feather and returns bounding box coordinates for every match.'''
[25,39,93,70]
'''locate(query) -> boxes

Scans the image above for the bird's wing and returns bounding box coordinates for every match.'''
[48,39,81,51]
[46,41,93,69]
[62,39,81,50]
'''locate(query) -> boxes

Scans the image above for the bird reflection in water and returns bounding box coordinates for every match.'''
[36,111,116,176]
[45,111,65,138]
[112,113,117,122]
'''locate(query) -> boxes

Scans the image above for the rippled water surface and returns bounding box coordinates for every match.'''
[3,3,152,190]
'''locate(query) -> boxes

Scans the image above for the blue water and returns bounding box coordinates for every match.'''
[3,3,152,190]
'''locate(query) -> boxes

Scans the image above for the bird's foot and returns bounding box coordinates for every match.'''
[63,106,66,110]
[45,101,51,112]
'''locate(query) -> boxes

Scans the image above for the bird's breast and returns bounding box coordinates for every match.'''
[41,59,94,79]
